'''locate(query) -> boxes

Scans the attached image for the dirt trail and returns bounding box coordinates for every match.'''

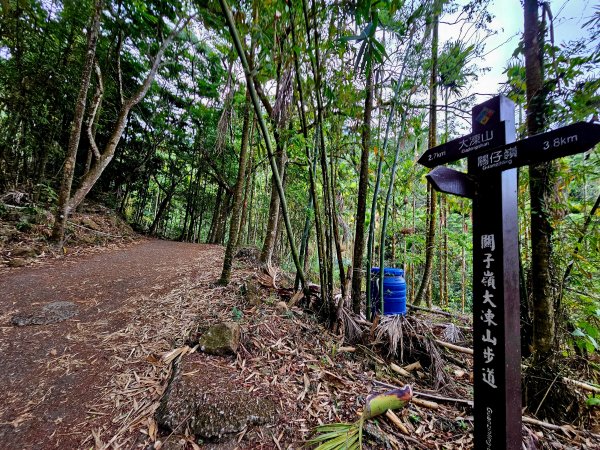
[0,239,222,449]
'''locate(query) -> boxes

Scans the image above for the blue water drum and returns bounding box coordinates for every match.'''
[370,267,407,315]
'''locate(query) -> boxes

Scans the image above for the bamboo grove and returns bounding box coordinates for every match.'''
[0,1,599,355]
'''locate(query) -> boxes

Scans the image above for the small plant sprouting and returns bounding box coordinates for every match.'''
[231,306,243,322]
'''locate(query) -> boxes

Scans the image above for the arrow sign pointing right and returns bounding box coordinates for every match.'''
[469,121,600,174]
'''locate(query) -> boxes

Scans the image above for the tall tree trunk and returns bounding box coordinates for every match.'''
[149,191,173,236]
[301,0,334,318]
[260,140,285,265]
[235,161,251,247]
[414,4,439,306]
[246,157,257,245]
[52,0,103,244]
[524,0,555,359]
[220,94,253,284]
[351,64,373,314]
[214,194,231,245]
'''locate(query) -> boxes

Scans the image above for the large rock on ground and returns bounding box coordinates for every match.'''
[11,301,77,326]
[8,257,28,268]
[198,322,240,356]
[11,245,37,258]
[156,353,277,441]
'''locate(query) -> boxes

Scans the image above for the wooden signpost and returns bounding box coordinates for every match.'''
[418,95,600,450]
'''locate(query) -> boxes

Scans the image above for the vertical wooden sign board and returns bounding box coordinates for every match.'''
[421,96,600,450]
[468,96,521,450]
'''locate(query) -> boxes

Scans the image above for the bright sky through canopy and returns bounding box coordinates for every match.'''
[439,0,596,101]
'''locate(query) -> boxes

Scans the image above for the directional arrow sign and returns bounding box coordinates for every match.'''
[469,121,600,174]
[418,122,506,168]
[426,166,476,198]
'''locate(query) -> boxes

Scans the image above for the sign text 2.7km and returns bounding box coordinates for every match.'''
[471,121,600,174]
[418,122,506,168]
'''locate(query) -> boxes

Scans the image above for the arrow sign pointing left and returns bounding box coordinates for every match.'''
[469,121,600,174]
[418,122,506,168]
[426,166,476,199]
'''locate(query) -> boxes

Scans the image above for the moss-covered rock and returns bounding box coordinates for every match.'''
[156,353,276,442]
[198,322,240,356]
[243,280,262,306]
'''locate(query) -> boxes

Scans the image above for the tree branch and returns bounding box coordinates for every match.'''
[86,61,103,160]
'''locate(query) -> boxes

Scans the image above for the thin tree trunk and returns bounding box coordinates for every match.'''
[378,131,405,313]
[414,4,439,306]
[214,194,231,245]
[524,0,555,358]
[351,64,373,314]
[208,186,223,243]
[329,124,346,297]
[246,156,257,245]
[366,31,416,316]
[220,93,253,284]
[219,0,308,293]
[290,8,326,296]
[260,141,285,265]
[235,165,251,247]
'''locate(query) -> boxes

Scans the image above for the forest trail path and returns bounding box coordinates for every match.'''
[0,239,224,449]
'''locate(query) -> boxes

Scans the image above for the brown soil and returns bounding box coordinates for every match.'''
[0,239,222,449]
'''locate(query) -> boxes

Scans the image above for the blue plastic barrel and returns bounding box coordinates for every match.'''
[370,267,407,315]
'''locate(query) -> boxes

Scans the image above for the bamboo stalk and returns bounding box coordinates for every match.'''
[434,339,473,355]
[412,397,440,410]
[390,362,411,377]
[385,410,409,434]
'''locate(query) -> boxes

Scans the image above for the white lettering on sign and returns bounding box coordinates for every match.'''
[459,130,496,154]
[483,347,495,363]
[486,407,493,448]
[483,290,496,307]
[483,368,498,388]
[480,233,498,388]
[477,144,518,171]
[481,235,495,251]
[543,134,578,150]
[481,308,497,327]
[483,253,494,268]
[504,146,518,159]
[482,329,497,346]
[482,270,496,289]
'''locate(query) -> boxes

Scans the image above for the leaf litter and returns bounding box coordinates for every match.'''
[2,240,599,449]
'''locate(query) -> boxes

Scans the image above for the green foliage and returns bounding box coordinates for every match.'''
[231,306,243,321]
[586,395,600,407]
[306,422,361,450]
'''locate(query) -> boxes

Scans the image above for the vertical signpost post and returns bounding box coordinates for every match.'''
[468,97,521,450]
[418,95,600,449]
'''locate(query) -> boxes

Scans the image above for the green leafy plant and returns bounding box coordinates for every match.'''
[586,395,600,407]
[571,306,600,354]
[307,385,412,449]
[231,306,243,322]
[16,221,32,232]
